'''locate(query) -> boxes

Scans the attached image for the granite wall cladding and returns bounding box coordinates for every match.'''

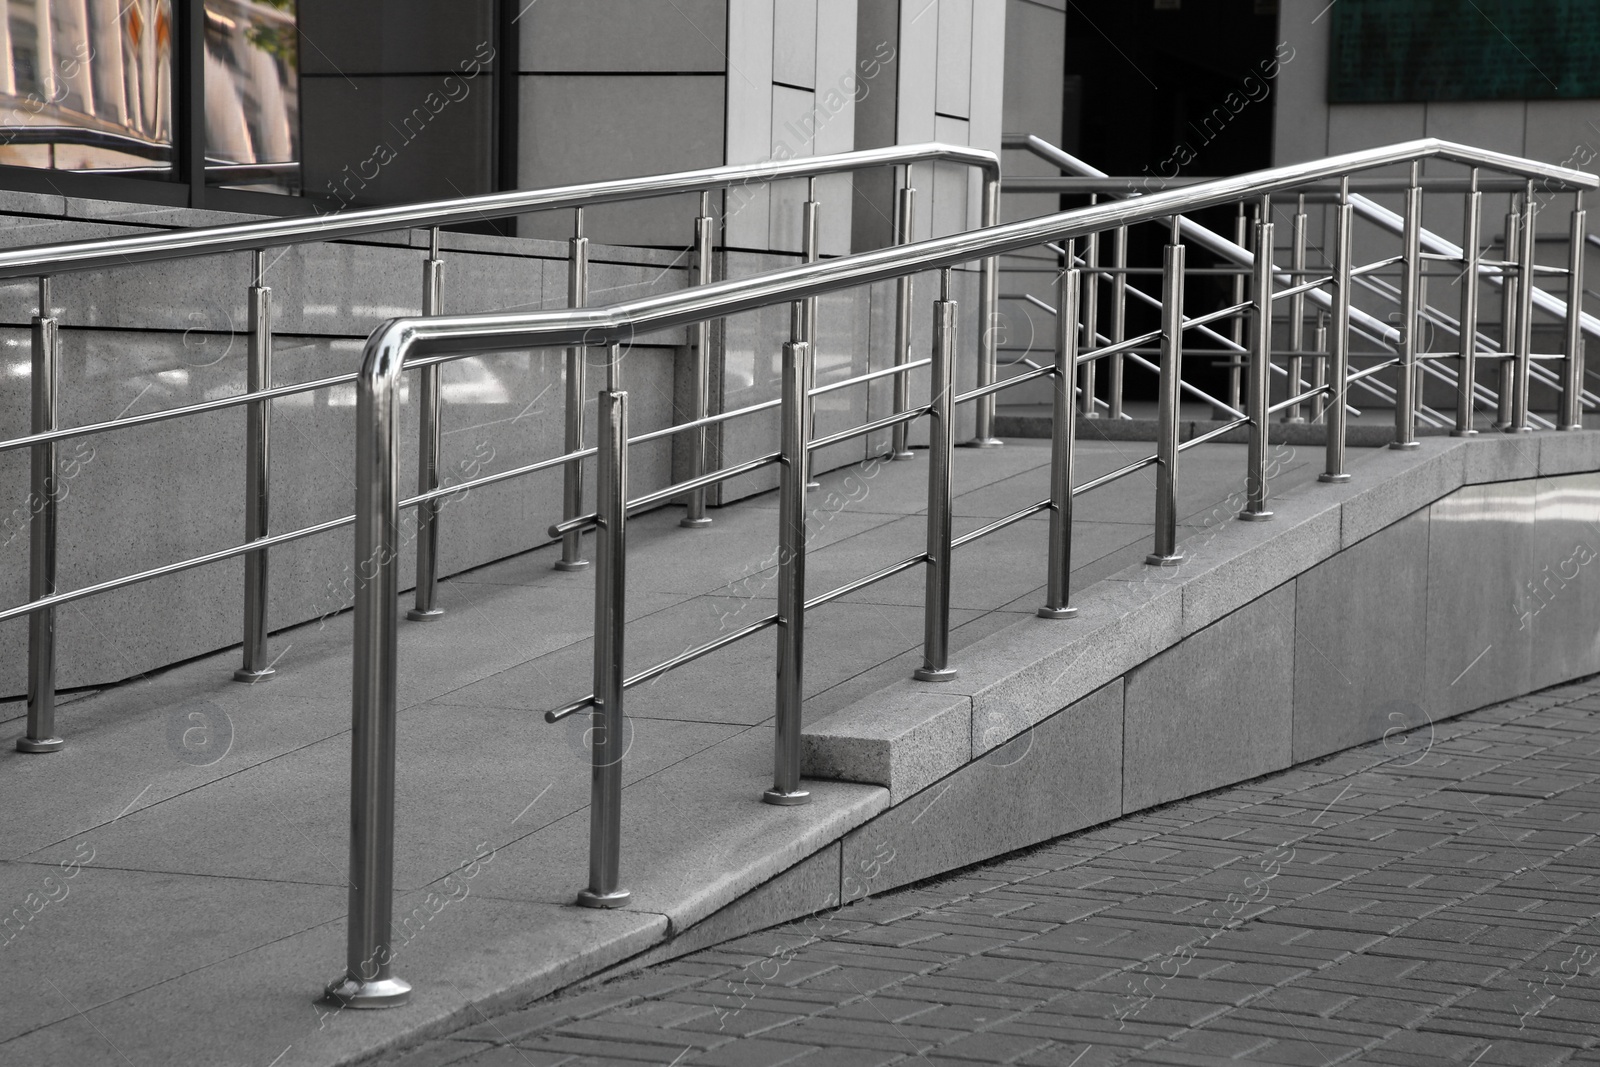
[826,466,1600,896]
[0,193,984,697]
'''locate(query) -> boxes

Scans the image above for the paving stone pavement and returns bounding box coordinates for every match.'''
[377,676,1600,1067]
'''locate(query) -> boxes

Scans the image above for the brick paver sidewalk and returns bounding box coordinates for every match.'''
[383,677,1600,1067]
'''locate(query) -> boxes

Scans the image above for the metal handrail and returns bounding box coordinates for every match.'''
[1007,132,1590,431]
[7,140,1004,750]
[330,138,1595,1007]
[0,141,998,279]
[366,140,1593,363]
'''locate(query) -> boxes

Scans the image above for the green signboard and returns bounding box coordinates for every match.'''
[1329,0,1600,102]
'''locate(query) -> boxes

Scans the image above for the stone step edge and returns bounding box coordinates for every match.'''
[801,428,1594,801]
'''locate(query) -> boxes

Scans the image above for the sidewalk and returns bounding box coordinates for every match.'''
[384,676,1600,1067]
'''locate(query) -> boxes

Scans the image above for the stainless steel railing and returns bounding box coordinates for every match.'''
[1,141,1001,752]
[331,138,1596,1007]
[1000,133,1596,434]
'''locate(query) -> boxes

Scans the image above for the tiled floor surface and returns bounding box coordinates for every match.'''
[389,677,1600,1067]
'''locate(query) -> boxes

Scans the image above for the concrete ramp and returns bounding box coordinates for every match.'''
[1,431,1595,1066]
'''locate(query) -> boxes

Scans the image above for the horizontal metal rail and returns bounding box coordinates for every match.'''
[811,358,932,396]
[808,407,930,453]
[1177,417,1251,452]
[1072,454,1159,496]
[544,613,782,723]
[0,370,361,454]
[0,142,1000,280]
[1269,385,1330,416]
[955,364,1054,404]
[806,553,929,609]
[549,451,784,537]
[951,500,1052,549]
[627,399,781,446]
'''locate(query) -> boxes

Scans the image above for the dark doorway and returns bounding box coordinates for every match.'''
[1062,0,1282,409]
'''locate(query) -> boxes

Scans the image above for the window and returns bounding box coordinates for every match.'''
[204,0,299,194]
[0,0,176,175]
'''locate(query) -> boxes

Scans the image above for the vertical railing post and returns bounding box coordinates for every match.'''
[1242,201,1275,521]
[1561,192,1587,431]
[1078,211,1100,418]
[766,327,812,806]
[682,193,716,527]
[1510,179,1537,434]
[915,272,959,680]
[326,335,408,1008]
[1392,161,1422,450]
[1227,202,1247,415]
[971,175,1003,447]
[408,229,447,620]
[1496,199,1520,429]
[1284,196,1308,424]
[557,209,591,571]
[18,277,61,753]
[1312,311,1329,423]
[234,252,277,678]
[1148,222,1187,565]
[1321,180,1354,483]
[1455,171,1482,437]
[802,181,821,490]
[579,364,633,904]
[891,181,917,460]
[1108,224,1128,419]
[1039,260,1079,619]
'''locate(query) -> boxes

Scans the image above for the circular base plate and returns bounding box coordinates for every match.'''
[1318,472,1352,483]
[806,481,821,491]
[553,559,590,572]
[763,788,811,806]
[1145,553,1184,567]
[323,975,411,1009]
[1281,417,1307,425]
[680,517,713,529]
[1450,429,1479,438]
[1559,424,1584,432]
[891,451,916,461]
[1503,426,1533,435]
[1082,412,1101,420]
[960,438,1005,449]
[1237,510,1274,522]
[1037,606,1078,619]
[1388,441,1421,450]
[406,608,445,623]
[16,736,64,754]
[576,887,632,909]
[233,667,274,683]
[913,666,959,682]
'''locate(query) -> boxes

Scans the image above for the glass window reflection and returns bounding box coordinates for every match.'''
[204,0,298,193]
[0,0,175,174]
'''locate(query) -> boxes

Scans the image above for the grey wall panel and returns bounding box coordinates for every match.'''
[768,86,817,254]
[1292,508,1430,763]
[724,0,778,251]
[772,0,819,88]
[518,74,727,247]
[300,0,496,76]
[1529,473,1600,691]
[301,73,497,207]
[933,0,973,121]
[520,0,729,73]
[839,678,1123,895]
[813,0,860,257]
[1424,481,1537,716]
[1124,580,1296,811]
